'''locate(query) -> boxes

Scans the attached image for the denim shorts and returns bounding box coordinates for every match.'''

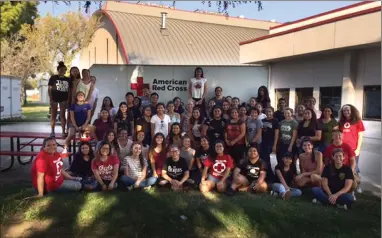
[207,175,220,184]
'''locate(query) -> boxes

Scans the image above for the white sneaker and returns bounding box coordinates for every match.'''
[336,204,348,211]
[312,198,318,204]
[270,191,278,196]
[127,185,134,191]
[356,187,363,194]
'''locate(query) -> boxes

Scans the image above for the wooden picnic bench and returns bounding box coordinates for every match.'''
[0,131,76,172]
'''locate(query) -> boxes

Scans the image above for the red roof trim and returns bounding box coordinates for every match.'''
[270,1,374,30]
[100,9,129,64]
[240,6,381,46]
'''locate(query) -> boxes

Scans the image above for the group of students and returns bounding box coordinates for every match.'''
[32,65,365,211]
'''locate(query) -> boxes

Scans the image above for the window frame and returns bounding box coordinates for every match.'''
[363,85,381,121]
[295,87,313,107]
[319,86,342,118]
[275,88,290,108]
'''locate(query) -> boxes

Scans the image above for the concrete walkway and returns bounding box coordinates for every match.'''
[1,122,381,196]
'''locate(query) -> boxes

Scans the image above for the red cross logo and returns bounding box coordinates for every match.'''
[130,76,149,96]
[213,161,226,173]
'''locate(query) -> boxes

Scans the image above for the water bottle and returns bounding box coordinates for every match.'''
[296,158,301,175]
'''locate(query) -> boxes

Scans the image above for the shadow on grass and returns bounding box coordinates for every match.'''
[1,183,381,238]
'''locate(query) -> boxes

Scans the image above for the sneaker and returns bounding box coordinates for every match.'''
[50,132,55,137]
[312,198,318,204]
[283,190,291,200]
[356,187,363,194]
[226,187,235,196]
[336,204,348,211]
[352,191,357,201]
[127,185,134,191]
[270,191,278,197]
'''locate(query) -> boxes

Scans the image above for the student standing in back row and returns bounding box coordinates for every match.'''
[48,62,72,137]
[188,67,208,118]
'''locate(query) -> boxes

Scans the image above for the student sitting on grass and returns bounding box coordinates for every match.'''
[158,145,190,191]
[120,142,157,190]
[271,152,302,200]
[91,141,119,191]
[226,144,267,195]
[295,138,323,188]
[180,136,201,186]
[68,141,97,190]
[312,148,355,210]
[136,130,150,159]
[199,140,233,193]
[31,137,82,197]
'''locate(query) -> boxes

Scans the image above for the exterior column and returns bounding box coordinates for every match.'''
[313,87,320,111]
[341,51,357,106]
[289,88,296,110]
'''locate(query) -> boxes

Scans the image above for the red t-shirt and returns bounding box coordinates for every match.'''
[340,120,365,151]
[31,150,64,192]
[204,154,234,179]
[324,143,355,166]
[152,151,167,176]
[91,156,119,181]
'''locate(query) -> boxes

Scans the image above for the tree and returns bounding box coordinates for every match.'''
[1,11,100,104]
[21,11,100,73]
[0,1,39,38]
[52,1,262,14]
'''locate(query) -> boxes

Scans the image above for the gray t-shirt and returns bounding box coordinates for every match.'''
[180,148,196,170]
[246,118,263,144]
[279,119,299,145]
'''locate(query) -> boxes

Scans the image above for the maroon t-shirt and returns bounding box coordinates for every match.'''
[91,156,119,181]
[93,119,114,141]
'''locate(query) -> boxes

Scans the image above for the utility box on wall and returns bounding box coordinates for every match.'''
[0,75,22,119]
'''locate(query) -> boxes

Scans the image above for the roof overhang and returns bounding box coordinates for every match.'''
[239,1,381,64]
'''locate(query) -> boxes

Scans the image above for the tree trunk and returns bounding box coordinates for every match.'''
[23,80,28,106]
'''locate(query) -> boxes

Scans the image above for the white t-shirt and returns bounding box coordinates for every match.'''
[88,87,99,107]
[259,113,266,121]
[151,114,171,138]
[77,80,91,99]
[190,78,207,99]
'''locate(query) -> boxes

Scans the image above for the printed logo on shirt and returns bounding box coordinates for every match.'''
[339,172,345,180]
[194,83,202,89]
[280,125,292,132]
[53,158,64,181]
[263,121,273,131]
[99,165,114,180]
[55,80,69,92]
[213,160,227,173]
[167,165,183,176]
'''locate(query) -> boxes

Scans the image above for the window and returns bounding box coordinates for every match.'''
[275,88,290,107]
[295,87,313,106]
[363,85,381,120]
[320,87,342,118]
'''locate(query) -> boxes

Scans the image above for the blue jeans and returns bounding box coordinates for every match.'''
[312,187,354,206]
[55,179,82,192]
[81,177,98,190]
[95,180,118,190]
[261,143,275,183]
[272,183,302,197]
[355,155,360,174]
[120,175,157,188]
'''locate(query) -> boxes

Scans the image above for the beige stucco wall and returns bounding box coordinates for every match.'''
[78,16,126,70]
[240,11,381,64]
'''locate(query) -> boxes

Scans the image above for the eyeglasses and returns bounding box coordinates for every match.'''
[171,150,179,153]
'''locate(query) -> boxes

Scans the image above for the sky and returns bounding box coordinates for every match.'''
[38,1,360,23]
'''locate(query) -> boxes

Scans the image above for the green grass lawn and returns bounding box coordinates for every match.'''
[0,103,49,124]
[1,183,380,238]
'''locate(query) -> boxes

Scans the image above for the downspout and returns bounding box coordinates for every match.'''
[267,63,273,108]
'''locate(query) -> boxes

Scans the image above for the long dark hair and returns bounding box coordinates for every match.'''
[78,141,95,160]
[194,67,204,78]
[103,129,118,149]
[339,104,362,125]
[128,142,145,169]
[319,105,335,120]
[101,96,115,109]
[96,140,112,158]
[190,107,204,125]
[210,140,225,162]
[69,66,80,80]
[169,122,182,145]
[302,138,316,163]
[256,85,270,103]
[149,132,167,158]
[299,108,318,132]
[116,102,129,119]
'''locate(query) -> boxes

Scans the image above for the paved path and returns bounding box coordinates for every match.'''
[1,122,381,196]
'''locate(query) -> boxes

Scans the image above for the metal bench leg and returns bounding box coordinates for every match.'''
[1,137,15,172]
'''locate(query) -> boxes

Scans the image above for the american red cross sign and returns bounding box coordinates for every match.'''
[130,76,149,96]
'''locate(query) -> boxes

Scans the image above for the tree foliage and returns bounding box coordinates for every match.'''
[1,11,100,104]
[0,1,39,38]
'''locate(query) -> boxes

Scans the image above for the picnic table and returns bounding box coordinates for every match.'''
[0,131,76,172]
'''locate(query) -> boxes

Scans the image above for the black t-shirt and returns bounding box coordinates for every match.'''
[151,105,157,115]
[136,117,151,146]
[274,164,296,186]
[274,110,285,123]
[175,106,185,115]
[196,147,212,166]
[261,118,280,145]
[204,118,227,144]
[322,165,354,194]
[298,121,322,138]
[48,75,72,102]
[238,159,266,182]
[115,111,134,136]
[69,153,94,177]
[163,157,189,180]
